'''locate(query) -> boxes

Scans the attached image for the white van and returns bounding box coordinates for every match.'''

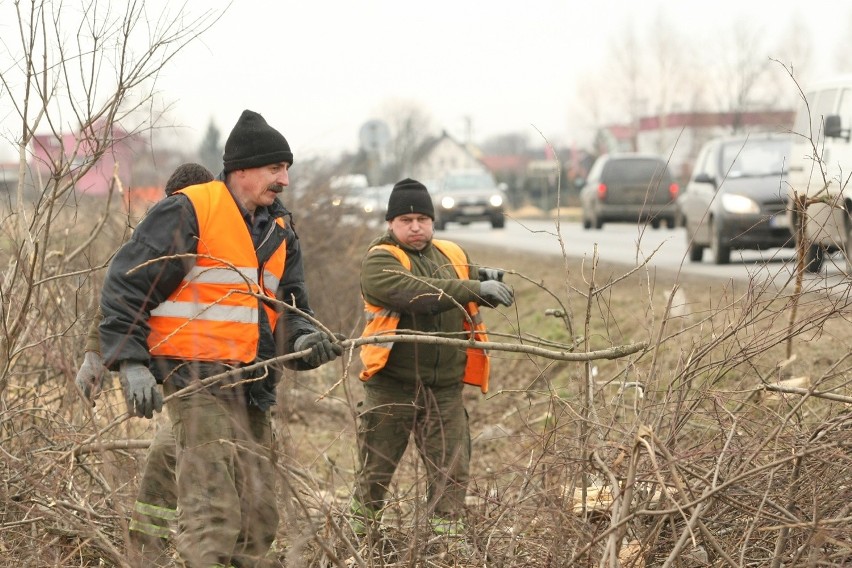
[786,75,852,272]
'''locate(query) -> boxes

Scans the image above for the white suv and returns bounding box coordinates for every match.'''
[786,75,852,272]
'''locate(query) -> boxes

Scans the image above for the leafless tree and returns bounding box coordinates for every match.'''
[0,0,224,397]
[377,98,435,182]
[0,3,224,561]
[608,21,646,150]
[711,17,775,128]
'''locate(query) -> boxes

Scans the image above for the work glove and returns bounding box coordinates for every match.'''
[119,361,163,419]
[480,280,514,308]
[477,267,504,282]
[294,331,345,367]
[74,351,108,405]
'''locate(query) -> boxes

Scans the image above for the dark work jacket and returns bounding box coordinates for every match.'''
[99,190,321,410]
[359,232,485,390]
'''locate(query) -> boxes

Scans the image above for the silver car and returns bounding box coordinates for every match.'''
[677,134,793,264]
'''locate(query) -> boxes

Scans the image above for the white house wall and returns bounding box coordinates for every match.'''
[410,138,485,181]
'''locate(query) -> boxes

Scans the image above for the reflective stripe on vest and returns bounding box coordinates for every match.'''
[359,239,490,393]
[147,181,287,363]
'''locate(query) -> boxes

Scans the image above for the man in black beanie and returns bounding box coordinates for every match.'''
[349,177,514,547]
[223,109,294,173]
[383,177,435,221]
[99,110,343,566]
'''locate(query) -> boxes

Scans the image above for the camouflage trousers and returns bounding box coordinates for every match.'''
[164,383,279,568]
[352,380,471,523]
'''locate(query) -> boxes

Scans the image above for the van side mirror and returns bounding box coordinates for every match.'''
[825,115,850,141]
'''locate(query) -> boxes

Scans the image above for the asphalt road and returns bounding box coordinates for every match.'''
[437,218,851,293]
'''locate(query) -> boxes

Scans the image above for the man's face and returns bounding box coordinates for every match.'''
[388,213,433,250]
[231,162,290,212]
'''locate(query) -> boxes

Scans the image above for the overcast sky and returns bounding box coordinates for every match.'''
[0,0,848,163]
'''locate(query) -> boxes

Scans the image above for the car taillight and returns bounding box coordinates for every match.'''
[669,183,679,199]
[597,183,607,200]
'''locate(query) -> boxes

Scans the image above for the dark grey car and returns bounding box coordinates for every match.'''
[431,170,507,230]
[579,153,679,229]
[677,134,793,264]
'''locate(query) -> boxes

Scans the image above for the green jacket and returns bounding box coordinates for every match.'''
[360,231,485,389]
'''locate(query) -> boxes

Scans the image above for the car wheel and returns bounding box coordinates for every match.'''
[491,216,505,229]
[666,217,676,229]
[434,217,446,231]
[687,240,704,262]
[803,242,824,273]
[582,216,592,230]
[650,218,660,229]
[594,213,603,230]
[710,220,731,265]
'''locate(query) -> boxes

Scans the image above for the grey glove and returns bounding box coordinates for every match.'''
[478,267,504,282]
[119,361,163,419]
[74,351,108,405]
[294,332,345,367]
[480,280,514,307]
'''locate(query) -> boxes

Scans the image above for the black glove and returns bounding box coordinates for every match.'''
[480,280,514,307]
[119,361,163,419]
[294,332,345,367]
[74,351,108,405]
[477,267,504,282]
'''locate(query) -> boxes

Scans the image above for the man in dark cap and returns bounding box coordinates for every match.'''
[350,177,514,544]
[99,110,343,566]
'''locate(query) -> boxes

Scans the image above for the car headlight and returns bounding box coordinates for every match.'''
[489,194,503,207]
[441,196,455,209]
[721,193,759,214]
[363,204,374,213]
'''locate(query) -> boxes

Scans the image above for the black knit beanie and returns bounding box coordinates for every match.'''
[222,110,293,173]
[385,178,435,220]
[165,163,214,195]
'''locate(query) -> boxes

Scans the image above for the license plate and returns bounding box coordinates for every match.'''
[462,206,485,215]
[769,214,789,228]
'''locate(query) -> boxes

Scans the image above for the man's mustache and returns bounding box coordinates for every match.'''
[267,184,285,193]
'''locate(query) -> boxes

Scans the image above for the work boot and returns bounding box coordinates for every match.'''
[348,499,381,541]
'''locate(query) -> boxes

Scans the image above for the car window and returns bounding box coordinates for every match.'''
[602,159,670,184]
[720,139,789,178]
[811,88,839,139]
[586,157,605,181]
[838,88,852,129]
[690,145,713,182]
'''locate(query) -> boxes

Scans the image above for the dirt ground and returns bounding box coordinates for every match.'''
[269,242,852,566]
[2,223,850,567]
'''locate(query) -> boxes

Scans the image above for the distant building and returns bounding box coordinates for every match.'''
[596,110,795,183]
[408,130,487,183]
[29,122,144,196]
[479,145,594,209]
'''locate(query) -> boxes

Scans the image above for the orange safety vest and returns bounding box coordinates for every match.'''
[359,239,491,393]
[147,181,287,363]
